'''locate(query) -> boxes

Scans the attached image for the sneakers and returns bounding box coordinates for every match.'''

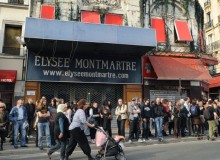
[143,138,146,142]
[128,140,132,144]
[138,139,143,143]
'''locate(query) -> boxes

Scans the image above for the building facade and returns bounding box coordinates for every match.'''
[24,0,215,105]
[0,0,29,109]
[198,0,220,100]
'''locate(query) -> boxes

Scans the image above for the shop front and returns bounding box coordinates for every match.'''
[143,55,213,102]
[24,18,156,105]
[0,70,16,111]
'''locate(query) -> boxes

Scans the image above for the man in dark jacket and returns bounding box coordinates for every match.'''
[24,98,35,137]
[141,98,153,142]
[206,100,216,141]
[153,98,165,141]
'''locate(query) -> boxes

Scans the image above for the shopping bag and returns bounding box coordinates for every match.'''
[95,127,107,147]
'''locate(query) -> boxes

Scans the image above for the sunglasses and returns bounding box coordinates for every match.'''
[0,107,4,109]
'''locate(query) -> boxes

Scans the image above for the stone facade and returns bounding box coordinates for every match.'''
[199,0,220,74]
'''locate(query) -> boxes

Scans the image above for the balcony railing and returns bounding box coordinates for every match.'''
[8,0,24,4]
[205,20,213,30]
[206,40,220,53]
[204,0,211,8]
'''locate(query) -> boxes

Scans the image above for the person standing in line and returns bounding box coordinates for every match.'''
[162,99,169,136]
[153,98,165,141]
[190,99,201,138]
[198,100,205,136]
[65,102,73,123]
[115,99,127,137]
[89,102,100,144]
[204,100,216,140]
[49,98,57,146]
[48,104,69,160]
[0,102,9,150]
[128,98,142,143]
[37,98,51,150]
[173,100,181,138]
[9,99,28,148]
[180,99,189,137]
[184,97,192,136]
[168,101,174,135]
[100,108,112,136]
[24,98,35,138]
[65,99,95,160]
[141,98,153,142]
[100,99,113,137]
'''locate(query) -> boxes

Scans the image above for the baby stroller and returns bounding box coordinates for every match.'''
[95,126,126,160]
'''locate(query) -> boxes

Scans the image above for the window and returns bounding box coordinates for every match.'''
[209,65,216,75]
[207,12,211,23]
[3,25,22,55]
[208,34,213,44]
[174,20,193,42]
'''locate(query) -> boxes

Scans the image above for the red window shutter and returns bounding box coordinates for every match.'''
[81,11,101,24]
[41,5,55,19]
[151,18,166,43]
[105,14,123,26]
[174,20,193,41]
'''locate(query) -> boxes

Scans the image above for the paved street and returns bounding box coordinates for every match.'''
[0,138,219,160]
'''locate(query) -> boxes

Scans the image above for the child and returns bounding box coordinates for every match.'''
[101,108,112,136]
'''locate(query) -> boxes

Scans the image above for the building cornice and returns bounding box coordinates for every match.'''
[0,2,28,9]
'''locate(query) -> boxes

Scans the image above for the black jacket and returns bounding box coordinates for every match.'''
[153,103,165,118]
[54,112,69,141]
[141,104,153,118]
[180,107,189,118]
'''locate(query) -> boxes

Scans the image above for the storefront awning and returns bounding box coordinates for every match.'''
[24,18,156,56]
[0,70,17,83]
[174,20,193,42]
[207,76,220,88]
[148,56,212,80]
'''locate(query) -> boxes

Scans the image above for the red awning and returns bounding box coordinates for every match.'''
[148,56,212,80]
[81,11,100,24]
[104,14,123,26]
[151,18,166,43]
[0,70,17,83]
[41,5,55,19]
[174,20,193,42]
[207,76,220,88]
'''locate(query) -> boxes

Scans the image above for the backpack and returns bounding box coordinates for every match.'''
[203,109,211,120]
[190,105,198,116]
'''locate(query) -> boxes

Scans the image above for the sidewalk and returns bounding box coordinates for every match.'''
[0,128,214,156]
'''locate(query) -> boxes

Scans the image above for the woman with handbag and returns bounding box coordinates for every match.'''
[89,102,100,144]
[0,102,8,151]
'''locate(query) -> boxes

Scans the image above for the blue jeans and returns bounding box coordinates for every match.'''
[14,120,26,146]
[38,122,51,147]
[48,140,67,159]
[155,117,163,139]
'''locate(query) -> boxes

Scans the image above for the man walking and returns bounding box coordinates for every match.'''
[9,99,28,148]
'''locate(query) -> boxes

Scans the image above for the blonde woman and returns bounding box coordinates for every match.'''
[48,104,69,160]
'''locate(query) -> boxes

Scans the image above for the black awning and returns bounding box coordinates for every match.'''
[24,18,156,56]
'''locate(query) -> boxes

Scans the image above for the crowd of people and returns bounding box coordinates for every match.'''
[0,96,219,160]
